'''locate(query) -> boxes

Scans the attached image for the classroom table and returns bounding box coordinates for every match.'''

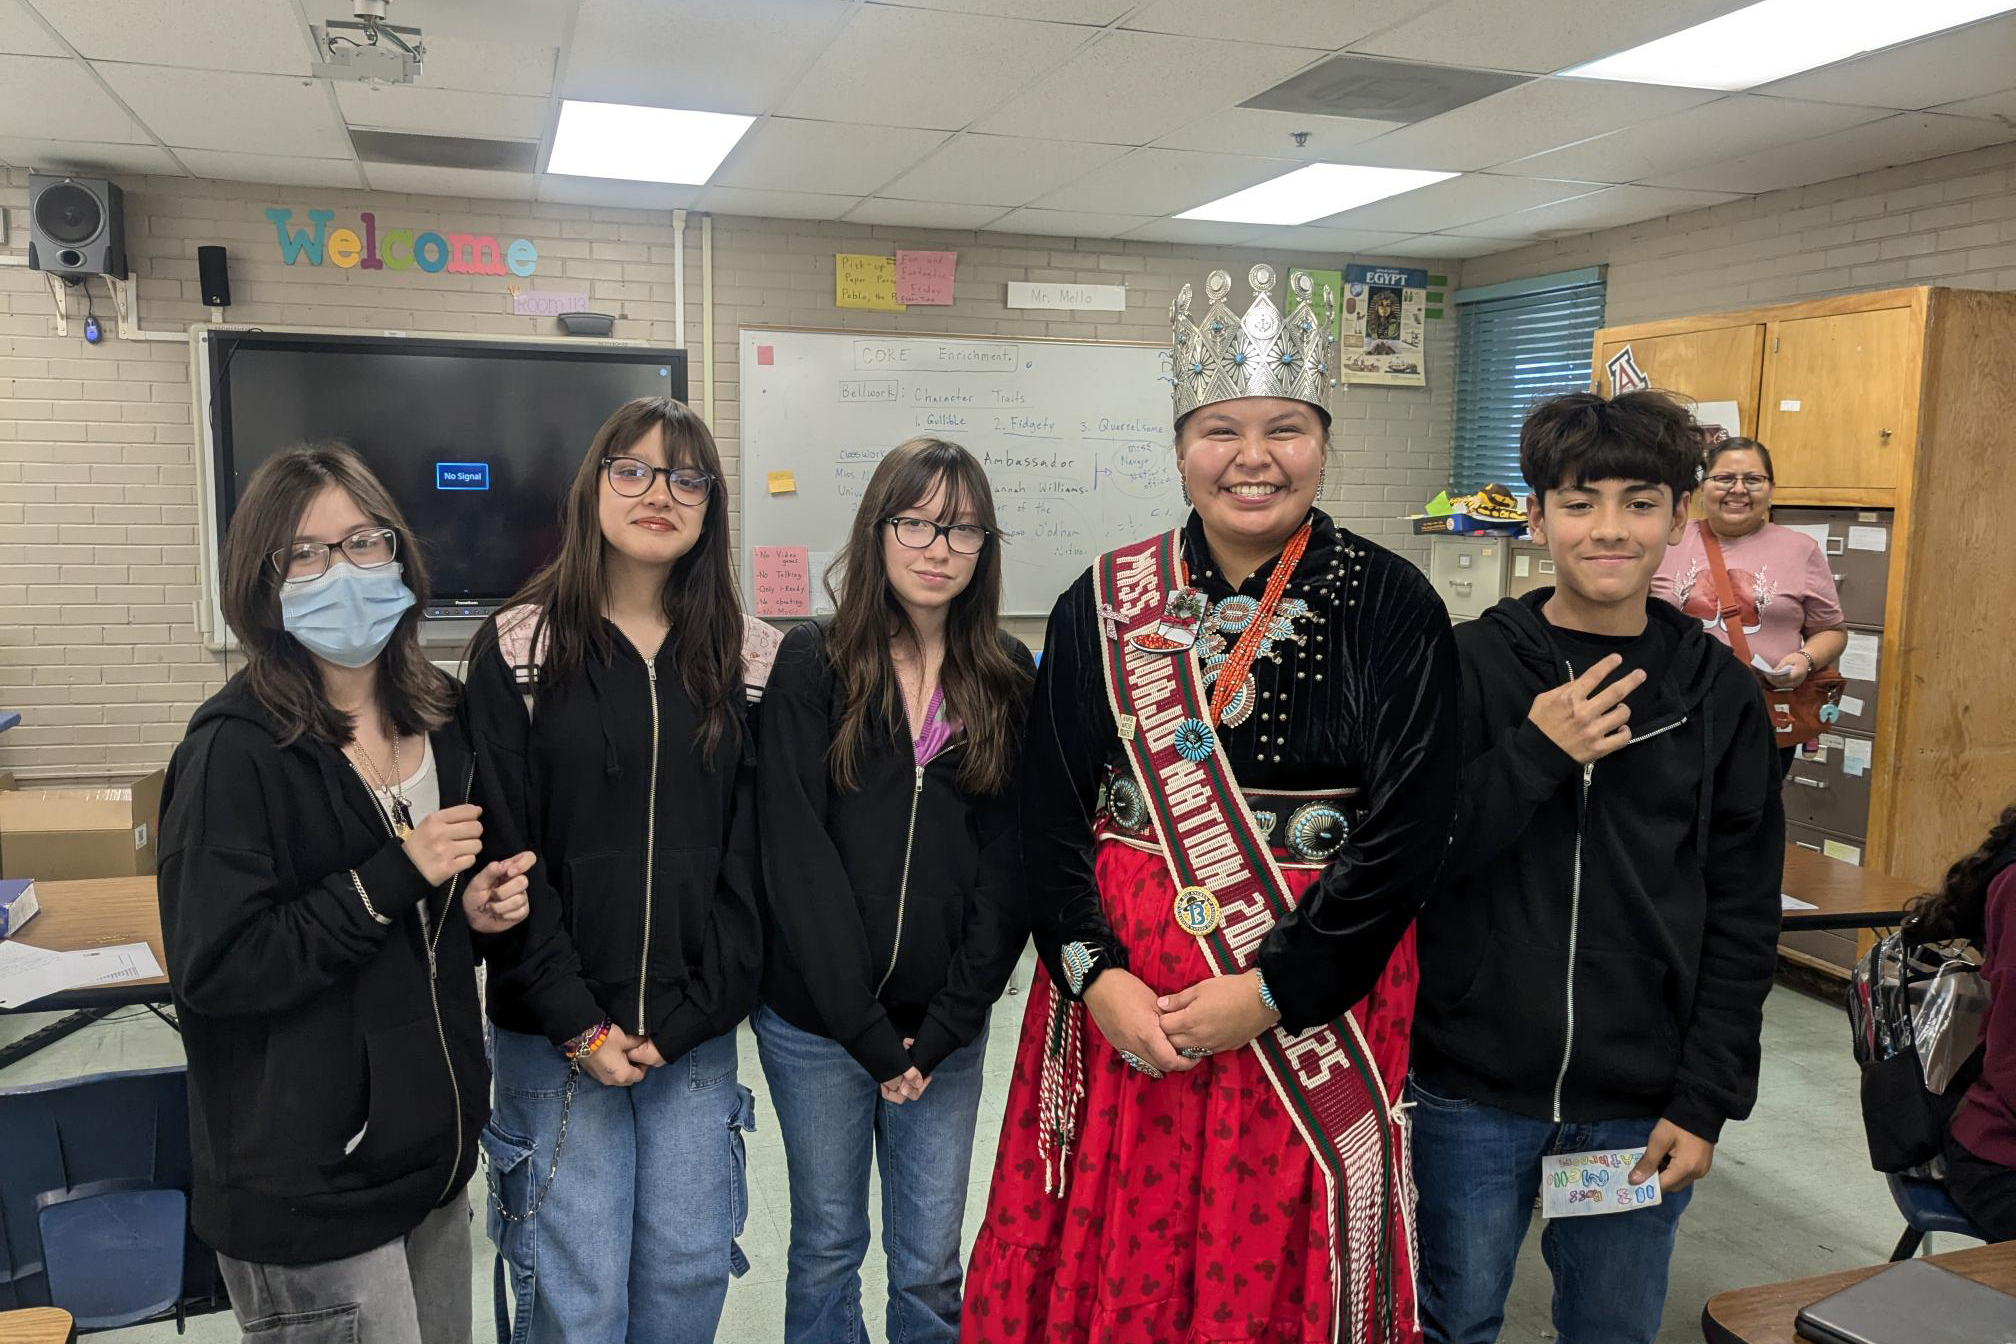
[1701,1240,2016,1343]
[0,876,169,1070]
[0,1308,75,1344]
[1776,844,1920,933]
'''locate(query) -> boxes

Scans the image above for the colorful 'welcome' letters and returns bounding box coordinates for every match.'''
[264,208,538,278]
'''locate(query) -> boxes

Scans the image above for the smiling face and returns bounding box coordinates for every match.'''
[1702,446,1774,538]
[1176,396,1325,554]
[598,421,705,569]
[881,470,980,619]
[1528,478,1690,610]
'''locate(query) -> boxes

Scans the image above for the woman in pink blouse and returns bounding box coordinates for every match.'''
[1652,437,1847,774]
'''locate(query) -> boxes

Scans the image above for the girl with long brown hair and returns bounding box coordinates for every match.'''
[463,397,778,1344]
[158,443,531,1342]
[755,436,1034,1343]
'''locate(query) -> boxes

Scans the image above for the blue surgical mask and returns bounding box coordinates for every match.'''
[279,562,417,668]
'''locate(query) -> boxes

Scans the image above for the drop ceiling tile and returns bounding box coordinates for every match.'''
[782,7,1091,130]
[1758,14,2016,112]
[1463,184,1744,239]
[987,207,1154,238]
[1037,147,1299,217]
[34,0,314,72]
[1348,0,1759,76]
[0,137,182,175]
[881,134,1129,206]
[364,164,538,200]
[0,4,66,57]
[1646,111,2016,193]
[1246,225,1415,253]
[972,29,1324,147]
[1344,76,1721,172]
[176,148,360,188]
[564,0,852,115]
[886,0,1133,21]
[1116,218,1269,245]
[537,176,705,209]
[1496,95,1890,183]
[1320,172,1603,232]
[335,84,550,141]
[1387,232,1516,258]
[0,55,146,142]
[97,64,352,157]
[695,185,862,220]
[1934,87,2016,121]
[416,37,559,97]
[409,0,574,48]
[1121,0,1440,48]
[714,119,950,196]
[845,199,1011,228]
[1152,106,1400,159]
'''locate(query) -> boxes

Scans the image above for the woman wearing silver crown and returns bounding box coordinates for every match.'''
[961,267,1460,1344]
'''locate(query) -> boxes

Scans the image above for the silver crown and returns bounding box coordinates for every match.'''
[1170,264,1336,423]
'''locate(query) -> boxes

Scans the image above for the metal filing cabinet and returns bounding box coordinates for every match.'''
[1428,536,1511,621]
[1773,507,1895,629]
[1785,730,1878,838]
[1505,540,1555,601]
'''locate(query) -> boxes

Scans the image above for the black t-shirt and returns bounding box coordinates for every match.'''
[1545,617,1666,724]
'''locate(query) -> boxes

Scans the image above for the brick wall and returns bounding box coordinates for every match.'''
[0,172,1456,777]
[1463,142,2016,320]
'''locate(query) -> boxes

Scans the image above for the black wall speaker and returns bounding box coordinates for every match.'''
[197,245,232,308]
[27,173,127,280]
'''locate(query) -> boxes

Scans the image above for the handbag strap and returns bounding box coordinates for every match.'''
[1697,521,1758,669]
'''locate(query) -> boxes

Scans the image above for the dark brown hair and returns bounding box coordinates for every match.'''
[824,437,1031,795]
[1520,389,1699,505]
[1705,435,1775,482]
[468,397,744,766]
[220,442,455,746]
[1903,804,2016,945]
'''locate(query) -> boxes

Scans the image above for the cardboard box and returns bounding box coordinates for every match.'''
[0,769,164,881]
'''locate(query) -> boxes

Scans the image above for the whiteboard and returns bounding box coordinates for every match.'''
[739,327,1180,617]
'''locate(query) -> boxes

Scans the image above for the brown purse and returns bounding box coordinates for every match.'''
[1698,521,1845,747]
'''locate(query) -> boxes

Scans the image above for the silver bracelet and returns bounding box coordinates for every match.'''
[350,869,391,926]
[1060,941,1100,997]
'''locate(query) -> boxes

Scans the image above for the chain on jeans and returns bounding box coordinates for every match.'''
[484,1061,580,1225]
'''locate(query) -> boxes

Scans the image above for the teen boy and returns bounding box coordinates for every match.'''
[1410,390,1785,1344]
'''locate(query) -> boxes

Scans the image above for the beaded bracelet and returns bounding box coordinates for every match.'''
[563,1020,613,1062]
[1256,972,1279,1015]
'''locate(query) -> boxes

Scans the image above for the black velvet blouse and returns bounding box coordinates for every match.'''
[1021,508,1461,1032]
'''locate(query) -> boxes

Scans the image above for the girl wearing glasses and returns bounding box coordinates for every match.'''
[1653,436,1847,774]
[755,437,1034,1343]
[158,444,532,1343]
[464,397,777,1343]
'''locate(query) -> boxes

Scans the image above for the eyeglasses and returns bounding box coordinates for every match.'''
[603,456,714,503]
[270,527,399,583]
[885,515,990,555]
[1705,473,1772,491]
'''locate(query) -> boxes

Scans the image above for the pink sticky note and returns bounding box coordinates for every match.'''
[757,344,775,366]
[896,250,956,305]
[751,546,810,617]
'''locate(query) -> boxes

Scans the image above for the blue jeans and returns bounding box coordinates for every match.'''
[483,1027,755,1344]
[1409,1077,1694,1344]
[753,1004,990,1344]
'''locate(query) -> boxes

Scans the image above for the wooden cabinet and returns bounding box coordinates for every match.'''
[1592,287,2016,977]
[1759,308,1918,492]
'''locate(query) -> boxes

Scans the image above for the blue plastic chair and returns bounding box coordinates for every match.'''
[1886,1172,1990,1260]
[0,1067,223,1331]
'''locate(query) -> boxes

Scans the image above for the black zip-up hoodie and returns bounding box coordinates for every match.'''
[1414,591,1785,1142]
[466,614,764,1059]
[756,621,1034,1082]
[157,677,487,1266]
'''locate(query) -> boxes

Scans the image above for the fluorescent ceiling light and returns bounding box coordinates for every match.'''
[547,100,755,184]
[1177,164,1458,226]
[1563,0,2016,91]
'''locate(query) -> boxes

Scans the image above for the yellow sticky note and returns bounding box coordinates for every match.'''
[1822,839,1862,866]
[835,254,907,312]
[767,470,797,495]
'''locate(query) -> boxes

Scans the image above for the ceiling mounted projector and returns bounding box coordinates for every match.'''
[311,0,425,85]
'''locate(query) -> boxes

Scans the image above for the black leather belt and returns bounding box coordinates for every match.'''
[1095,766,1361,866]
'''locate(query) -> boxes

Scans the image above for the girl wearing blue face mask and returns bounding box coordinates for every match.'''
[158,443,532,1344]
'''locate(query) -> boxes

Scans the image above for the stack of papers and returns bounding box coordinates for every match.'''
[0,939,163,1009]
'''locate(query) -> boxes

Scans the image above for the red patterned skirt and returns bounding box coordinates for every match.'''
[962,839,1420,1344]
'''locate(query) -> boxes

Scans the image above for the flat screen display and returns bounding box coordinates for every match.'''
[207,331,688,616]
